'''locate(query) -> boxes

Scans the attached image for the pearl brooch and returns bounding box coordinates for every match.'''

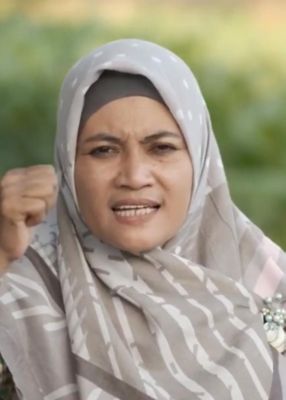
[262,293,286,354]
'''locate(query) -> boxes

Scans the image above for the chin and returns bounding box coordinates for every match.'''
[114,237,162,255]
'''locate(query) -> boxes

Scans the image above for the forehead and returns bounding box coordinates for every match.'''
[80,96,181,137]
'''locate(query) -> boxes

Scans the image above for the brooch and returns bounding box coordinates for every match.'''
[262,293,286,354]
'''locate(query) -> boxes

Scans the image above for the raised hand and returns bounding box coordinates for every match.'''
[0,165,58,271]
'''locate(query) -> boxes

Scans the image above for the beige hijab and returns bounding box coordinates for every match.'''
[0,38,285,400]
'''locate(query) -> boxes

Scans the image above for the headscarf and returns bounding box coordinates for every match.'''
[79,69,165,130]
[0,38,286,400]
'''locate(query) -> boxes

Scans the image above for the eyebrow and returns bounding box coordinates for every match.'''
[82,131,182,145]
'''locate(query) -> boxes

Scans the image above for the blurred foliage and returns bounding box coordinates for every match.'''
[0,1,286,246]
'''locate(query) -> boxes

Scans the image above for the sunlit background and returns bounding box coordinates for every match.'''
[1,0,286,245]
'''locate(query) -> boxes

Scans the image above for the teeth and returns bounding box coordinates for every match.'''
[115,205,153,210]
[114,207,157,217]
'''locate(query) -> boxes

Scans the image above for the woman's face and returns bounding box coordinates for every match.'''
[75,96,193,253]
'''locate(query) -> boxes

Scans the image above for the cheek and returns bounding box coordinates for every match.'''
[74,164,103,215]
[172,179,192,213]
[75,160,104,191]
[165,160,193,205]
[75,165,89,202]
[75,165,118,229]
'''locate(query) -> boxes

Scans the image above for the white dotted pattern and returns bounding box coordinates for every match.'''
[71,78,78,88]
[187,110,193,121]
[176,109,184,121]
[169,54,178,63]
[175,246,182,255]
[217,159,224,169]
[151,56,162,64]
[93,51,103,59]
[102,61,113,68]
[183,79,189,90]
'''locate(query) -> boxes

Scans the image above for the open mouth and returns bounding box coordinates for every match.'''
[112,204,160,217]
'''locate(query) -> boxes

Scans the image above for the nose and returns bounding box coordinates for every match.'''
[114,149,154,190]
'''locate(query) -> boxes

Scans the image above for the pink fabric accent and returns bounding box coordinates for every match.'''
[254,257,284,298]
[262,236,281,262]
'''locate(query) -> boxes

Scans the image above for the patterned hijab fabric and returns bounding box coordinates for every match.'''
[0,39,286,400]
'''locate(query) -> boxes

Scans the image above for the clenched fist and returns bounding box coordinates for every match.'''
[0,165,58,271]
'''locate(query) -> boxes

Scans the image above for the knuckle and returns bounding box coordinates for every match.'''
[48,168,57,182]
[3,167,24,178]
[47,172,58,192]
[1,171,17,187]
[26,165,57,184]
[27,164,54,173]
[0,168,26,191]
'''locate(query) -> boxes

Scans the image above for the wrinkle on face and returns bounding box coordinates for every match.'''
[75,96,193,254]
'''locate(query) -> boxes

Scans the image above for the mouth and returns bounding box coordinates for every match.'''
[111,200,161,224]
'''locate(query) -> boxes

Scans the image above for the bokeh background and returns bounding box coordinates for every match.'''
[1,0,286,245]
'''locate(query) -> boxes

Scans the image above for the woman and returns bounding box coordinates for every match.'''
[0,39,285,399]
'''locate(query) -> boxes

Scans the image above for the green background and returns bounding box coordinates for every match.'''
[1,0,286,246]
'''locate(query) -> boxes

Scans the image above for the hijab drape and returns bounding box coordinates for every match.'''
[0,39,285,400]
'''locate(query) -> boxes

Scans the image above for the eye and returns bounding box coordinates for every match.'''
[89,145,119,158]
[150,143,178,154]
